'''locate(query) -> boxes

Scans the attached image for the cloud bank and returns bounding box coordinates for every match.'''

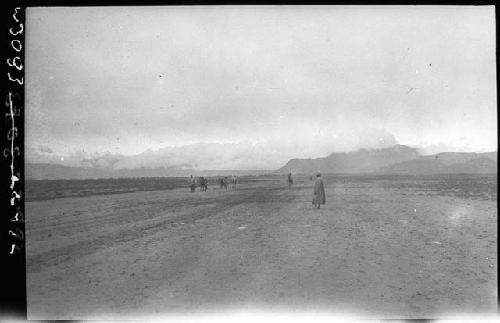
[27,127,399,170]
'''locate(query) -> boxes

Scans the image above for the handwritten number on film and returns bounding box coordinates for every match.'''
[7,7,23,255]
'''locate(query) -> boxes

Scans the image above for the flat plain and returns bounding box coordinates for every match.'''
[26,174,497,320]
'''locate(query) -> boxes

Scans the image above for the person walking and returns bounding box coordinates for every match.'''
[312,172,326,209]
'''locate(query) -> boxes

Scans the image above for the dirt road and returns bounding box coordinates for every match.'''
[26,177,497,319]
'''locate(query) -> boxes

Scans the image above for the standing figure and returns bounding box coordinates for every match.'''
[219,177,224,189]
[287,172,294,188]
[312,172,326,209]
[199,177,207,192]
[189,175,196,192]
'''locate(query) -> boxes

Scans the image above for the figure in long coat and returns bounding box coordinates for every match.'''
[312,172,326,209]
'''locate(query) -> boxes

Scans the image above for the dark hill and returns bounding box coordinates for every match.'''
[279,145,419,174]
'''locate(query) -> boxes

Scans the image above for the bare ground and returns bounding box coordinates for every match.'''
[26,176,497,319]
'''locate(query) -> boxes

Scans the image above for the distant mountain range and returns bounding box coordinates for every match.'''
[279,145,496,175]
[381,155,497,174]
[26,145,497,180]
[279,144,420,174]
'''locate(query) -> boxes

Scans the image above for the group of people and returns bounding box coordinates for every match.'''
[218,176,237,190]
[188,175,237,192]
[189,172,326,210]
[198,177,208,192]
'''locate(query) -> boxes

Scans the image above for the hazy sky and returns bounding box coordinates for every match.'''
[26,6,496,168]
